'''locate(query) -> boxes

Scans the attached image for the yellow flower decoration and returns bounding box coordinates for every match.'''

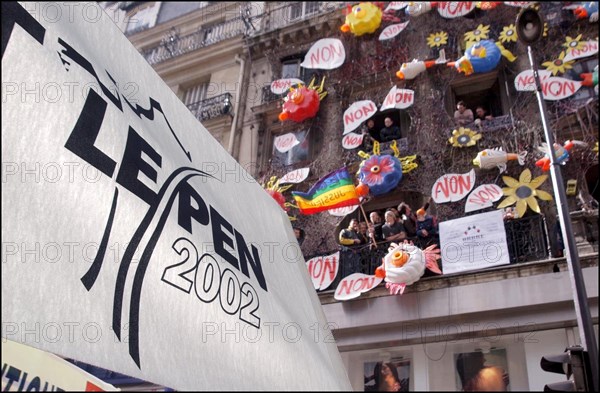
[542,51,575,75]
[563,35,585,51]
[464,24,490,43]
[593,141,598,154]
[427,31,448,48]
[497,168,553,218]
[499,24,518,43]
[448,127,482,148]
[543,22,549,38]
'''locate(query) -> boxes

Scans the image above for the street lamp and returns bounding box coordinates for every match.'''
[515,8,598,392]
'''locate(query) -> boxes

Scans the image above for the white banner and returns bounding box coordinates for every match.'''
[334,273,383,301]
[1,2,351,391]
[563,40,598,62]
[380,86,415,111]
[439,210,510,274]
[342,132,364,150]
[431,169,476,203]
[514,70,583,100]
[279,167,310,184]
[465,184,503,213]
[270,78,304,94]
[343,100,377,135]
[274,132,300,153]
[378,22,409,41]
[328,205,359,216]
[301,38,345,70]
[1,339,119,391]
[306,252,340,291]
[437,2,477,18]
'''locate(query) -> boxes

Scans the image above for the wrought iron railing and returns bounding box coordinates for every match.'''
[141,17,246,65]
[257,2,345,35]
[186,93,233,122]
[313,214,551,292]
[447,114,514,134]
[261,85,281,105]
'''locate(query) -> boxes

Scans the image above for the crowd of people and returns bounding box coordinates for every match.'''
[454,101,494,128]
[361,117,403,144]
[338,200,439,250]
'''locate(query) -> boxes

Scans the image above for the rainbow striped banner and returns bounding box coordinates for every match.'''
[292,167,360,215]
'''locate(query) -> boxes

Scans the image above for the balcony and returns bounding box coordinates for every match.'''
[314,214,584,296]
[141,18,246,65]
[186,93,232,122]
[257,2,344,36]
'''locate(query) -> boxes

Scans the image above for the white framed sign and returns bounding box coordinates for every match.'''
[439,210,510,274]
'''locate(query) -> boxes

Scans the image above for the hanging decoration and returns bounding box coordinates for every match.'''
[328,205,359,216]
[542,52,574,76]
[356,141,418,197]
[374,242,441,295]
[263,176,294,213]
[306,252,340,291]
[431,169,476,203]
[340,2,383,37]
[380,86,415,110]
[274,132,300,153]
[334,272,383,301]
[449,39,501,76]
[535,140,587,172]
[292,167,360,215]
[495,41,517,62]
[476,2,501,10]
[342,132,365,150]
[472,148,527,173]
[270,78,304,95]
[496,168,553,218]
[564,2,599,22]
[564,39,598,62]
[379,21,410,41]
[581,65,598,94]
[405,2,435,17]
[448,127,482,148]
[357,154,403,196]
[499,24,518,43]
[385,2,408,12]
[278,77,327,122]
[426,31,448,48]
[465,184,503,212]
[343,100,377,134]
[514,69,585,101]
[464,24,490,43]
[300,38,346,70]
[279,168,310,184]
[396,49,447,80]
[563,35,586,51]
[436,2,477,18]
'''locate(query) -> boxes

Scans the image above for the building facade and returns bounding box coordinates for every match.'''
[105,2,598,391]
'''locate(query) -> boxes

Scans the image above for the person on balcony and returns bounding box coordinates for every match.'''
[380,117,402,142]
[416,208,438,247]
[369,211,384,242]
[474,106,493,129]
[358,221,370,245]
[454,101,474,126]
[382,210,407,243]
[339,219,363,247]
[397,202,417,238]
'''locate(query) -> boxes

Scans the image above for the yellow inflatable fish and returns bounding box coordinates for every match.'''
[473,148,527,173]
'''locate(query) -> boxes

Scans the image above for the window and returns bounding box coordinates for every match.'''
[366,110,411,143]
[125,3,160,34]
[289,2,321,21]
[448,71,506,119]
[272,129,310,167]
[184,82,209,106]
[280,56,321,85]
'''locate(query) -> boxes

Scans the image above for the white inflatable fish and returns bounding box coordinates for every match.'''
[473,148,527,173]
